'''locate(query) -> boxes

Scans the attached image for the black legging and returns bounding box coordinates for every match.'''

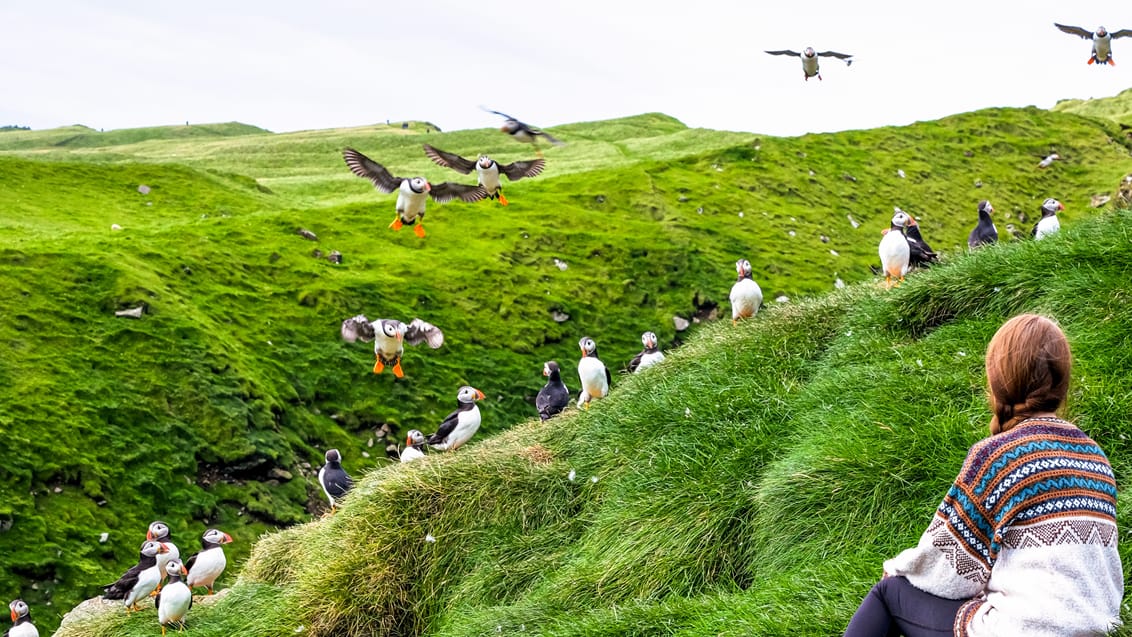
[844,576,968,637]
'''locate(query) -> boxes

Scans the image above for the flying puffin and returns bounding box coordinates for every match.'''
[892,208,939,267]
[878,210,912,289]
[1055,24,1132,65]
[1033,198,1063,239]
[6,600,38,637]
[146,521,180,590]
[340,315,444,378]
[155,560,192,636]
[765,47,853,80]
[106,540,170,612]
[730,259,764,324]
[318,449,353,511]
[576,337,611,409]
[427,386,486,451]
[422,144,545,206]
[342,147,488,238]
[536,361,570,420]
[482,108,565,154]
[184,528,233,595]
[967,200,998,249]
[627,332,665,373]
[400,430,426,463]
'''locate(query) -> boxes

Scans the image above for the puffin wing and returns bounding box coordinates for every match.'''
[427,410,461,445]
[1110,29,1132,39]
[499,158,546,181]
[422,144,476,174]
[627,350,645,373]
[535,386,553,417]
[184,550,200,573]
[404,318,444,348]
[341,315,376,343]
[605,365,612,388]
[483,107,520,121]
[818,51,853,64]
[429,182,489,204]
[103,563,144,599]
[1054,23,1093,39]
[765,49,801,56]
[537,130,566,147]
[343,148,404,193]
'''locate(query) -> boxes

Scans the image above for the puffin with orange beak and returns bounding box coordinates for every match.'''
[482,108,565,155]
[7,600,38,637]
[155,559,192,636]
[427,386,486,451]
[1055,24,1132,65]
[576,337,611,409]
[343,148,488,237]
[146,521,180,591]
[1033,198,1063,239]
[422,144,546,206]
[340,315,444,378]
[185,528,234,595]
[400,430,427,463]
[536,361,570,420]
[627,331,665,373]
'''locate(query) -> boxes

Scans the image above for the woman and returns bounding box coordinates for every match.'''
[845,314,1122,636]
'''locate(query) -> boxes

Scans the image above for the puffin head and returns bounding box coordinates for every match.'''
[1097,26,1108,37]
[164,559,188,578]
[202,528,233,546]
[543,361,560,377]
[579,336,597,357]
[9,599,29,622]
[735,258,753,278]
[978,200,994,215]
[147,521,171,542]
[891,211,911,228]
[456,386,485,404]
[500,120,520,134]
[406,429,426,446]
[641,331,658,349]
[325,448,343,464]
[380,319,406,342]
[1042,198,1064,214]
[803,47,816,58]
[477,156,494,170]
[140,540,168,558]
[407,177,430,194]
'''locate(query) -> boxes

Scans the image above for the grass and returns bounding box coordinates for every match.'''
[2,97,1131,634]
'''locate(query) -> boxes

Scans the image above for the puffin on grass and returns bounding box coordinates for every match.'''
[318,449,353,511]
[627,332,665,373]
[340,315,444,378]
[422,144,545,206]
[891,208,939,267]
[878,210,912,289]
[185,528,233,596]
[155,560,192,636]
[103,540,170,613]
[1033,198,1063,239]
[342,148,488,238]
[967,200,998,249]
[576,337,611,409]
[400,430,427,463]
[729,259,763,325]
[428,386,486,451]
[482,108,565,155]
[7,600,38,637]
[536,361,570,420]
[1055,23,1132,65]
[765,47,853,80]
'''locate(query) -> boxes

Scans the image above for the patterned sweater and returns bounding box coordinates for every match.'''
[883,417,1123,636]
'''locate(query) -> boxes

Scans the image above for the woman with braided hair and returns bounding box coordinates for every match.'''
[844,314,1123,636]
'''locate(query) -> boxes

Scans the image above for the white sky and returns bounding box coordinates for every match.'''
[1,0,1129,137]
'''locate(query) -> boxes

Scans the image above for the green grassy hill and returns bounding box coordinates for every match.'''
[1,101,1131,634]
[1054,86,1132,127]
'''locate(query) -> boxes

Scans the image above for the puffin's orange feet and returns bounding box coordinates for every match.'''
[392,362,405,378]
[389,217,404,231]
[413,224,426,238]
[1109,58,1116,66]
[373,360,385,374]
[1087,57,1096,65]
[498,193,509,206]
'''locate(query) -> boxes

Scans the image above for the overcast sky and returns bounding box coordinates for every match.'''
[2,0,1129,137]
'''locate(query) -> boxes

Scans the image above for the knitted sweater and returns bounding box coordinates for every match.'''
[883,417,1122,636]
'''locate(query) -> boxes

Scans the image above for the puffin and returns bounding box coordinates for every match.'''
[536,361,570,420]
[576,337,611,409]
[107,540,169,612]
[1055,24,1132,65]
[627,332,665,373]
[967,200,998,249]
[6,600,37,637]
[400,430,426,463]
[878,210,912,289]
[1037,152,1061,168]
[1033,198,1063,239]
[342,147,488,238]
[894,208,939,267]
[155,560,192,636]
[765,47,853,80]
[146,521,180,590]
[427,386,486,451]
[482,108,565,154]
[729,259,764,324]
[184,528,234,595]
[318,449,353,511]
[340,315,444,378]
[422,144,545,206]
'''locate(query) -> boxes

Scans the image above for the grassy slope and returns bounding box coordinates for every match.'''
[54,208,1132,637]
[1054,86,1132,127]
[1,106,1130,633]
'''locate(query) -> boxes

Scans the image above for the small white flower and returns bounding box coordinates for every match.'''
[684,407,692,418]
[916,359,923,368]
[425,533,436,543]
[567,469,576,482]
[590,476,599,483]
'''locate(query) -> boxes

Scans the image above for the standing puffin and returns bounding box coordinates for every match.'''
[400,430,427,463]
[967,200,998,249]
[427,386,486,451]
[576,337,611,409]
[185,528,233,595]
[536,361,570,420]
[1055,24,1132,65]
[729,259,764,324]
[155,560,192,636]
[102,540,168,609]
[422,144,545,206]
[482,108,565,154]
[340,315,444,378]
[6,600,37,637]
[627,332,665,373]
[147,521,180,591]
[342,148,488,238]
[765,47,853,80]
[878,210,912,289]
[1033,198,1063,239]
[318,449,353,511]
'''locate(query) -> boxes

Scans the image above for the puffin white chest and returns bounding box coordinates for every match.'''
[396,185,429,221]
[125,565,163,607]
[637,351,665,371]
[436,405,481,451]
[730,278,763,318]
[156,543,180,576]
[400,446,425,463]
[1095,35,1113,60]
[802,55,820,77]
[1035,215,1060,239]
[878,231,910,277]
[373,331,404,360]
[157,580,192,625]
[477,164,502,194]
[577,357,609,398]
[187,547,227,588]
[8,622,38,637]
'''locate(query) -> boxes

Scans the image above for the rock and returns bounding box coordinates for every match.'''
[842,173,857,182]
[327,250,343,264]
[738,211,745,218]
[99,532,109,543]
[820,234,830,243]
[551,310,570,323]
[553,258,568,271]
[830,249,840,256]
[297,228,318,241]
[268,468,293,481]
[787,230,795,237]
[1119,174,1132,207]
[835,276,846,289]
[775,295,790,303]
[964,150,975,158]
[1091,194,1111,208]
[137,184,151,195]
[114,306,145,319]
[847,214,860,229]
[110,223,122,231]
[974,180,984,188]
[673,316,690,332]
[897,169,906,178]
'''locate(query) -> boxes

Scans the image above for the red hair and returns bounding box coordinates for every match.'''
[985,314,1071,434]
